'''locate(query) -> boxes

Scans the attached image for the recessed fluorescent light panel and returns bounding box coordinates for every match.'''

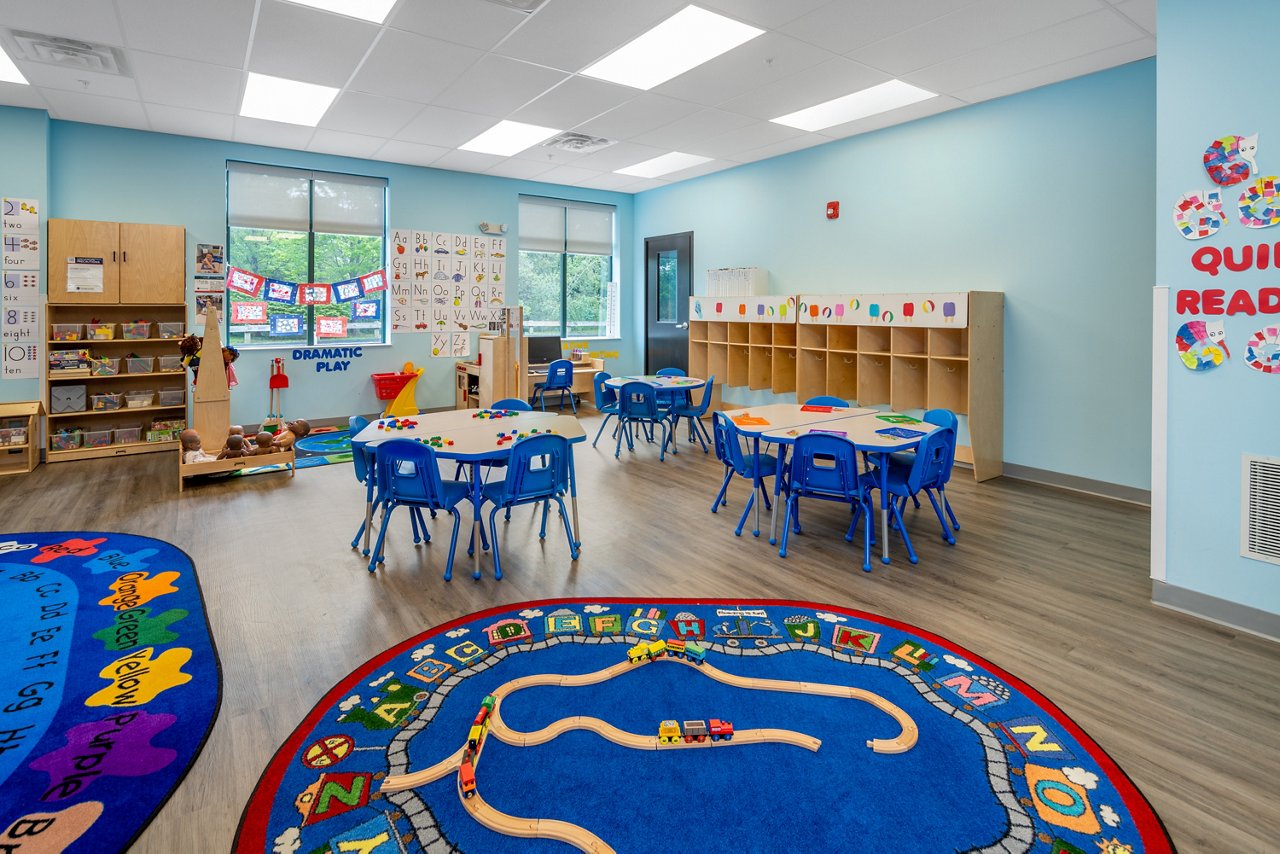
[616,152,712,178]
[582,5,764,90]
[459,120,561,156]
[240,72,339,126]
[285,0,399,23]
[771,80,937,132]
[0,47,28,85]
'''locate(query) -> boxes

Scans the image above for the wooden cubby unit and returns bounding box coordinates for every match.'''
[859,325,891,353]
[798,323,826,350]
[857,354,891,405]
[727,344,750,387]
[829,325,858,352]
[728,324,750,345]
[826,352,858,400]
[930,328,968,358]
[707,321,728,343]
[797,348,826,403]
[891,356,929,411]
[748,346,772,390]
[771,348,797,394]
[892,327,928,356]
[929,359,970,413]
[0,401,43,476]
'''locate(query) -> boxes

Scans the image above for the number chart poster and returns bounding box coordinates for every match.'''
[2,197,42,380]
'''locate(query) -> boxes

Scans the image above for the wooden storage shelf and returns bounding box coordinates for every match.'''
[748,346,773,390]
[797,348,827,403]
[829,326,858,352]
[728,323,750,345]
[929,359,970,414]
[771,348,797,394]
[857,354,891,405]
[708,343,729,384]
[689,342,709,380]
[707,322,728,343]
[50,439,180,463]
[773,324,796,348]
[826,352,857,401]
[891,355,929,411]
[0,401,43,476]
[748,324,772,345]
[689,320,708,342]
[859,325,891,353]
[50,371,186,381]
[727,344,750,387]
[930,328,968,358]
[798,324,826,350]
[50,404,186,419]
[892,327,928,355]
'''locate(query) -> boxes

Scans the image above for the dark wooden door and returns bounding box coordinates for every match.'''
[644,231,692,374]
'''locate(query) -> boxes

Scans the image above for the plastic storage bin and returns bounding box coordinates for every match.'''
[157,388,185,407]
[126,356,154,374]
[51,385,87,413]
[50,430,82,450]
[120,321,153,340]
[90,392,123,411]
[51,323,83,341]
[124,390,154,409]
[158,355,184,372]
[88,357,120,377]
[88,323,116,340]
[114,426,141,444]
[83,428,113,448]
[157,322,185,339]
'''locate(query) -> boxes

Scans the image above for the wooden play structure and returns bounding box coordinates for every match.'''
[178,306,294,490]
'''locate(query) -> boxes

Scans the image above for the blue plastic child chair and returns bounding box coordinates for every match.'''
[591,371,620,448]
[615,381,670,461]
[779,433,874,571]
[860,426,956,563]
[804,395,848,408]
[654,367,688,415]
[710,411,781,537]
[368,439,470,580]
[666,375,715,453]
[533,359,576,413]
[882,408,961,535]
[480,434,579,580]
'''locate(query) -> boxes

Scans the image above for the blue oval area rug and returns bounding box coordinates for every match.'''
[236,599,1171,854]
[0,532,221,853]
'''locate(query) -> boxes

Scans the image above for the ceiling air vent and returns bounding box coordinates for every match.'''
[1242,454,1280,565]
[8,31,128,75]
[541,132,616,154]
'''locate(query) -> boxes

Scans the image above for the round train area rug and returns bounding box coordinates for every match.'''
[236,599,1170,854]
[0,532,221,853]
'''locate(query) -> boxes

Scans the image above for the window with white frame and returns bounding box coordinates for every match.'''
[518,196,618,338]
[226,161,387,347]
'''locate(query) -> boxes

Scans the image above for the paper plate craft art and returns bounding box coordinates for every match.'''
[1237,176,1280,228]
[1244,326,1280,373]
[1203,133,1258,186]
[1175,319,1229,371]
[1173,190,1225,239]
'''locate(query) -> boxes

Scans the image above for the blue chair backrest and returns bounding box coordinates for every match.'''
[593,371,618,409]
[619,381,659,419]
[349,415,371,483]
[545,359,573,388]
[500,434,569,503]
[375,439,447,506]
[792,434,861,499]
[492,398,532,411]
[654,367,686,406]
[923,408,958,430]
[712,411,749,474]
[655,367,686,377]
[688,375,715,415]
[906,427,955,492]
[804,395,847,408]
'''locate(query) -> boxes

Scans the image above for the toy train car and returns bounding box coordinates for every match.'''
[626,639,706,664]
[627,639,667,663]
[468,704,492,749]
[459,747,477,798]
[658,717,733,743]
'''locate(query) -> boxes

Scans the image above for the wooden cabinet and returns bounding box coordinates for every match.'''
[0,401,43,476]
[48,219,185,304]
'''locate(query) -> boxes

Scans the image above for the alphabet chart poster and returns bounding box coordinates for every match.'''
[2,197,42,379]
[389,228,508,337]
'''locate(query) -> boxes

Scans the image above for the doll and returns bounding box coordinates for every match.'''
[252,431,277,455]
[273,418,311,451]
[228,425,245,440]
[180,428,217,464]
[216,433,249,460]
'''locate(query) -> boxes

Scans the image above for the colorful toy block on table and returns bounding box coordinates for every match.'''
[472,408,519,419]
[376,417,418,431]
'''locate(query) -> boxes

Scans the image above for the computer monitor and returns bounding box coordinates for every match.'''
[526,335,562,367]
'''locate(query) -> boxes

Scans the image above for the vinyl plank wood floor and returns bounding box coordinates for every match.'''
[2,415,1276,853]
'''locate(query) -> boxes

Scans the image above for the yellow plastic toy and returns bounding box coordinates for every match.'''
[383,362,423,417]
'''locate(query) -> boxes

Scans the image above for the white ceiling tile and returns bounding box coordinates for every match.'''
[484,159,556,180]
[1111,0,1155,34]
[433,55,567,116]
[904,9,1147,94]
[308,128,386,159]
[348,29,482,104]
[0,82,50,111]
[849,0,1105,76]
[661,159,731,181]
[731,132,832,164]
[562,141,669,172]
[233,116,317,150]
[572,171,642,191]
[387,0,527,50]
[14,62,138,100]
[950,38,1154,105]
[430,149,504,174]
[536,164,602,186]
[374,139,450,167]
[780,0,978,54]
[573,94,702,140]
[632,109,757,150]
[393,106,499,148]
[145,103,235,140]
[0,0,126,45]
[494,0,687,73]
[718,57,888,121]
[249,1,380,88]
[685,120,803,159]
[42,90,147,128]
[815,94,966,140]
[319,91,420,137]
[508,143,585,167]
[653,32,836,108]
[510,76,636,129]
[618,177,670,193]
[117,0,256,66]
[696,0,832,30]
[130,52,243,114]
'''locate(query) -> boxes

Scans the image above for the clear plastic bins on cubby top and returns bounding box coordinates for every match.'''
[90,392,123,411]
[157,322,185,339]
[158,355,184,372]
[83,428,113,448]
[114,426,142,444]
[121,321,153,340]
[126,356,155,374]
[51,323,83,341]
[124,390,155,409]
[157,388,185,407]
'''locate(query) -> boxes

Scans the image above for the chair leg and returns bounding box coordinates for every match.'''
[568,390,577,414]
[351,516,365,551]
[925,488,956,545]
[691,417,710,453]
[442,508,462,582]
[409,507,421,544]
[711,469,733,513]
[592,413,614,448]
[369,504,394,572]
[614,417,626,458]
[554,496,580,559]
[779,495,798,558]
[487,505,503,581]
[657,419,670,462]
[539,498,550,539]
[942,488,960,530]
[734,489,755,537]
[888,498,919,564]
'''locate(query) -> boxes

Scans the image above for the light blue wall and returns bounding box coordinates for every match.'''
[41,122,635,424]
[633,61,1156,489]
[1156,0,1280,613]
[0,106,49,404]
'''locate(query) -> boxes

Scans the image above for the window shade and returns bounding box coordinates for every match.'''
[313,173,385,236]
[566,206,613,256]
[519,196,614,255]
[227,162,386,235]
[519,201,566,253]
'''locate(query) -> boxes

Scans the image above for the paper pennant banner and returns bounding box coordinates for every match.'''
[316,315,348,338]
[332,278,364,303]
[359,269,387,293]
[351,299,381,320]
[270,315,304,336]
[300,284,331,305]
[226,267,265,297]
[231,301,269,325]
[264,279,299,304]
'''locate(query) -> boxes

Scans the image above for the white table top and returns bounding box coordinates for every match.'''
[352,410,584,459]
[761,412,940,450]
[718,403,876,437]
[604,375,706,390]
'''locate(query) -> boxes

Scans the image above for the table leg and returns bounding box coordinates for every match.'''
[470,461,484,580]
[752,436,762,537]
[568,445,581,551]
[768,445,787,546]
[879,451,891,565]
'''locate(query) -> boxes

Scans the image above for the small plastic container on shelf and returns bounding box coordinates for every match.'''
[50,430,83,450]
[157,355,183,372]
[125,356,154,374]
[83,428,113,448]
[157,322,185,339]
[90,392,123,411]
[120,321,153,340]
[124,389,154,409]
[157,388,185,407]
[88,357,120,377]
[51,323,83,341]
[114,426,141,444]
[88,323,116,340]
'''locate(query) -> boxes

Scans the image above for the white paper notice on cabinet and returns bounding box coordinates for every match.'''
[66,257,105,293]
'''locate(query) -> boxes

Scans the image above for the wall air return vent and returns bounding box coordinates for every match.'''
[541,132,616,154]
[1242,454,1280,565]
[8,31,128,75]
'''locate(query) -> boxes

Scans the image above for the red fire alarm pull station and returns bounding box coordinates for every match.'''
[826,201,839,219]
